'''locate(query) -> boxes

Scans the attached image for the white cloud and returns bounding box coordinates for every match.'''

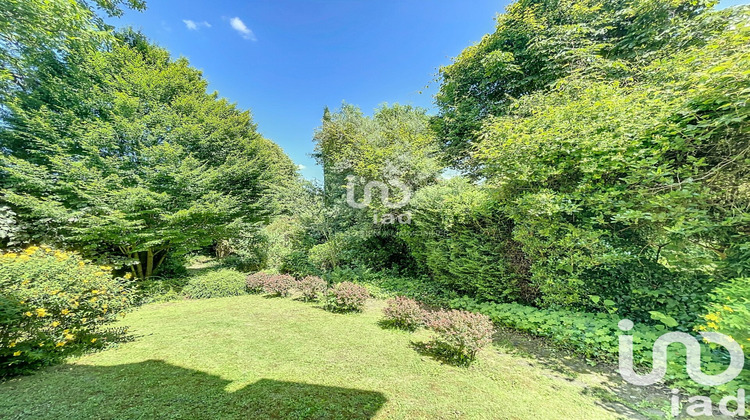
[183,20,211,31]
[297,164,306,170]
[230,17,256,41]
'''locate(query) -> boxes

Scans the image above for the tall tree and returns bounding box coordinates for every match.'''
[0,31,296,278]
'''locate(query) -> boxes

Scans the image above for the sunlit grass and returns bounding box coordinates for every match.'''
[0,295,632,419]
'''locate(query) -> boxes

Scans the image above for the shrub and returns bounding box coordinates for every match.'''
[382,297,425,331]
[246,272,272,294]
[182,269,246,299]
[424,309,494,364]
[297,276,327,301]
[699,278,750,349]
[0,246,135,376]
[325,282,369,313]
[262,274,296,297]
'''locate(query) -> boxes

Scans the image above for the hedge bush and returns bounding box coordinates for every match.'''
[297,276,327,302]
[0,246,135,376]
[246,272,272,294]
[424,309,494,365]
[325,282,369,313]
[182,269,246,299]
[382,297,425,331]
[262,274,295,297]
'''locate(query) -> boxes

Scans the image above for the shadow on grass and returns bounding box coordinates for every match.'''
[376,319,418,332]
[409,341,473,367]
[0,360,386,419]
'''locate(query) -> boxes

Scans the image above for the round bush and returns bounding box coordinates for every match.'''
[246,272,272,294]
[325,282,369,313]
[297,276,327,302]
[0,246,135,376]
[262,274,295,297]
[382,297,425,331]
[425,309,494,364]
[182,269,246,299]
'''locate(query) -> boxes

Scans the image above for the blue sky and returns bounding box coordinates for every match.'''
[107,0,746,181]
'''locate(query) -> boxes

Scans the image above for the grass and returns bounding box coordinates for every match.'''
[0,295,654,419]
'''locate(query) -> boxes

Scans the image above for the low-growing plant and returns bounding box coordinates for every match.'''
[325,281,369,313]
[424,309,494,365]
[450,296,750,399]
[0,246,135,376]
[262,274,296,297]
[246,272,272,294]
[297,276,327,302]
[182,269,246,299]
[382,297,425,331]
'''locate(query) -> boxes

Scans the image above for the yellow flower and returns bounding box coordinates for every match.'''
[124,273,133,279]
[707,322,719,329]
[24,311,33,317]
[13,351,21,357]
[24,246,39,255]
[51,321,60,327]
[35,308,47,317]
[61,309,70,315]
[78,261,85,267]
[90,338,97,343]
[9,342,16,348]
[3,252,18,259]
[722,305,734,313]
[705,313,721,322]
[64,333,74,340]
[55,342,65,347]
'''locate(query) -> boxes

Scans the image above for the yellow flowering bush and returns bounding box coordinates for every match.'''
[699,278,750,351]
[0,246,135,376]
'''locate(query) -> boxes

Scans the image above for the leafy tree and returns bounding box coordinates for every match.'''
[1,31,296,278]
[433,0,718,172]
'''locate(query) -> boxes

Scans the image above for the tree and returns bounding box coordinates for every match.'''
[433,0,718,172]
[0,31,296,278]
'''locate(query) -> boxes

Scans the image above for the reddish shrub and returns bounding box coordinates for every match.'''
[297,276,327,302]
[262,274,296,297]
[382,297,425,331]
[425,309,494,364]
[246,272,272,294]
[325,281,369,312]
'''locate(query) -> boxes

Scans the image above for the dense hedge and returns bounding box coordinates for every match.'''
[182,269,247,299]
[0,247,135,376]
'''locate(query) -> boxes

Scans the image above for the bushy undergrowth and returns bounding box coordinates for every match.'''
[325,282,369,313]
[382,297,425,331]
[0,247,135,376]
[451,296,749,399]
[297,276,327,301]
[182,269,246,299]
[424,309,494,365]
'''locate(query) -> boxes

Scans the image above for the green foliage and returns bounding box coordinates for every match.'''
[324,281,370,313]
[382,297,425,331]
[433,0,719,170]
[182,269,247,299]
[1,24,297,278]
[699,278,750,349]
[0,246,135,376]
[403,178,534,303]
[451,296,749,399]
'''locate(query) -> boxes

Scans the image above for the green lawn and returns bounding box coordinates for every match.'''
[0,295,654,419]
